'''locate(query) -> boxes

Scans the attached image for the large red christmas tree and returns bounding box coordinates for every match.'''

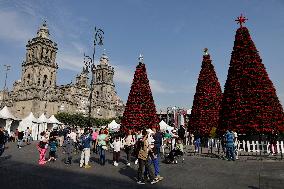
[121,55,159,132]
[189,49,222,137]
[219,15,284,134]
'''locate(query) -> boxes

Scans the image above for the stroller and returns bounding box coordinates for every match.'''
[164,138,184,164]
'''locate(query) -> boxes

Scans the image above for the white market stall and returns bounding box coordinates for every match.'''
[38,113,50,133]
[0,106,20,134]
[48,115,63,130]
[18,112,40,140]
[159,120,174,132]
[108,120,120,132]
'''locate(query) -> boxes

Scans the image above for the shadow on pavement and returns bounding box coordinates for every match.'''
[119,166,137,182]
[248,186,260,189]
[0,154,12,163]
[0,159,170,189]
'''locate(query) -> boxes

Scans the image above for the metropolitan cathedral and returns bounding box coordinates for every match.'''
[4,22,124,119]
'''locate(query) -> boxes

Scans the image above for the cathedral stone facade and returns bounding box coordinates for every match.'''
[4,22,124,119]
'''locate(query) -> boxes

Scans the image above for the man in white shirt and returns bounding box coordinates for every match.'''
[69,129,77,143]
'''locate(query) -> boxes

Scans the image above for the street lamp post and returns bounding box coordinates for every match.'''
[2,64,11,106]
[84,27,104,128]
[166,107,171,125]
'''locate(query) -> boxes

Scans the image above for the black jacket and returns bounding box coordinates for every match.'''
[0,131,5,144]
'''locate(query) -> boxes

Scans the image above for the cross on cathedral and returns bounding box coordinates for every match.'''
[235,14,248,28]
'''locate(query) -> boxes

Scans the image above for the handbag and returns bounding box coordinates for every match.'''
[102,145,108,150]
[78,144,84,151]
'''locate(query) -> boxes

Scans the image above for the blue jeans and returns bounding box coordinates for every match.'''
[144,158,159,177]
[99,146,106,165]
[226,146,235,160]
[195,142,200,152]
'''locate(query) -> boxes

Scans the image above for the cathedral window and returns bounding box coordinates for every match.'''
[27,74,31,85]
[43,75,48,87]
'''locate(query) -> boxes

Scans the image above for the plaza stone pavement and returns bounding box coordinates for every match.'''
[0,142,284,189]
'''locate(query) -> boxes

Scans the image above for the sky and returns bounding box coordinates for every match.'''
[0,0,284,111]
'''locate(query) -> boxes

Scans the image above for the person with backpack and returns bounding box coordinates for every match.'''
[225,130,235,161]
[79,129,92,168]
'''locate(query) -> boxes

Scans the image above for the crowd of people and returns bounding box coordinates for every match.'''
[0,124,281,185]
[33,126,169,184]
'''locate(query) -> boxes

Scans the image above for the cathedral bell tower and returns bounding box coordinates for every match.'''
[92,52,117,118]
[21,21,58,89]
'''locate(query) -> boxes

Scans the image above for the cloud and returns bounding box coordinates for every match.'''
[0,10,34,43]
[149,79,174,94]
[113,65,133,84]
[57,53,84,71]
[113,64,175,94]
[70,41,87,54]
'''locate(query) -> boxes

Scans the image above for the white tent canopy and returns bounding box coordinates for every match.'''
[47,115,63,130]
[159,120,174,132]
[38,113,49,123]
[0,106,20,134]
[108,120,120,131]
[19,112,41,140]
[0,106,17,120]
[38,113,49,134]
[48,115,62,124]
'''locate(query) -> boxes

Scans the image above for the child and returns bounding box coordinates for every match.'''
[63,135,75,165]
[48,136,58,162]
[37,131,48,165]
[110,136,121,166]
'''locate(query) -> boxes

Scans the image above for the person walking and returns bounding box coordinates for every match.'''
[111,136,121,166]
[152,128,163,180]
[79,129,92,168]
[63,135,75,165]
[178,125,186,145]
[233,130,239,160]
[225,130,235,161]
[25,127,32,145]
[137,129,159,185]
[92,129,99,154]
[48,136,58,162]
[37,131,48,165]
[58,129,65,147]
[0,127,5,156]
[17,131,24,149]
[269,130,278,155]
[96,129,109,166]
[194,134,201,153]
[124,130,135,166]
